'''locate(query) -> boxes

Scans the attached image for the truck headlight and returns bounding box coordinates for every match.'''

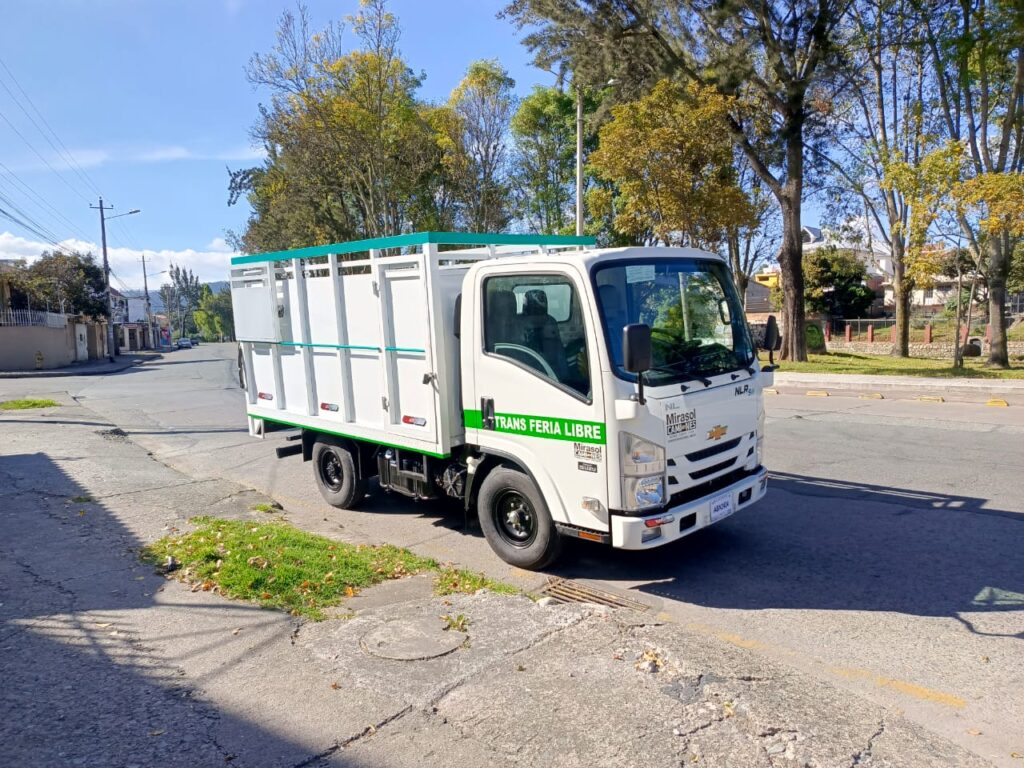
[625,474,665,509]
[621,433,665,511]
[621,432,665,475]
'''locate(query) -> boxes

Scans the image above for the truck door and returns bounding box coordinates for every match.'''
[464,265,609,533]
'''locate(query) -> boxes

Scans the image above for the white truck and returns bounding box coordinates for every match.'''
[230,232,779,569]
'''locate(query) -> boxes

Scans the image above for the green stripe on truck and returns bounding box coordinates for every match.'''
[464,409,606,445]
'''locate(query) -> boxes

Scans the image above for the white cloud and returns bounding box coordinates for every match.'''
[8,143,264,172]
[135,146,193,162]
[0,230,236,288]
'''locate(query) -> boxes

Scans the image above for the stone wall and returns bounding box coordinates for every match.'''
[826,339,1024,359]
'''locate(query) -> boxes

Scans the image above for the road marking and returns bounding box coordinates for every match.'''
[830,667,966,708]
[858,393,884,400]
[805,390,829,397]
[680,620,967,710]
[916,395,945,403]
[986,398,1009,407]
[763,388,779,395]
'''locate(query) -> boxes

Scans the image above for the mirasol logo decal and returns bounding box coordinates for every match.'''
[464,409,606,445]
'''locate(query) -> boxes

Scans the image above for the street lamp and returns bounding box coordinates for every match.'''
[90,198,140,361]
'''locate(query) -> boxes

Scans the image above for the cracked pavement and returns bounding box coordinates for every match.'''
[0,391,1003,766]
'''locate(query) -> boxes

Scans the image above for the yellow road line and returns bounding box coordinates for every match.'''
[830,667,966,708]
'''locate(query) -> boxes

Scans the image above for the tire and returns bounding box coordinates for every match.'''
[313,439,367,509]
[477,466,561,569]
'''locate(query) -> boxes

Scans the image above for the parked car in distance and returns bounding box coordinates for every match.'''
[176,338,193,349]
[190,337,201,346]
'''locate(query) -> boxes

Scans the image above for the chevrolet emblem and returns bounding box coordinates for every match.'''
[707,424,728,441]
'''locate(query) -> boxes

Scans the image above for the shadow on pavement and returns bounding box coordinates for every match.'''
[550,472,1024,638]
[0,451,364,766]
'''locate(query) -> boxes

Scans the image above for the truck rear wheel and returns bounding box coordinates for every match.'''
[477,466,561,569]
[313,439,366,509]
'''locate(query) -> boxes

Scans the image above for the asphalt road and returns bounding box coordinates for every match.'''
[3,343,1022,766]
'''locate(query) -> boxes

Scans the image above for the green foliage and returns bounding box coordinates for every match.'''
[803,247,875,319]
[758,351,1024,379]
[193,285,234,341]
[510,85,577,233]
[0,398,61,410]
[589,80,755,249]
[448,59,516,232]
[433,566,520,596]
[8,251,107,317]
[142,516,436,620]
[805,324,826,353]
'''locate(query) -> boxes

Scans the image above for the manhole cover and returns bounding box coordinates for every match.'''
[535,577,650,612]
[360,618,467,660]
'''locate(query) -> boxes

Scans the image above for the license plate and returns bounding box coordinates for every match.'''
[709,493,734,523]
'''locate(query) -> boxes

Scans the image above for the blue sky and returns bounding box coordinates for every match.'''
[0,1,553,287]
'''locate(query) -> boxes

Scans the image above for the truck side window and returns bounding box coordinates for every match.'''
[483,275,590,399]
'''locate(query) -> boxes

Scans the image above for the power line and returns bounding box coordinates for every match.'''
[0,161,92,242]
[0,58,102,198]
[0,202,76,256]
[0,108,91,204]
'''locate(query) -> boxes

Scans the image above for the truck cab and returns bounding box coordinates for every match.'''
[231,233,776,569]
[461,247,770,565]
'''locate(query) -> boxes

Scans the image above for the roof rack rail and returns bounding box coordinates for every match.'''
[230,231,595,267]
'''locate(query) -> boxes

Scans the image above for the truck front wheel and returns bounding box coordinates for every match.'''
[313,439,366,509]
[477,466,561,569]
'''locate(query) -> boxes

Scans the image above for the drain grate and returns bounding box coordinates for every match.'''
[535,577,650,612]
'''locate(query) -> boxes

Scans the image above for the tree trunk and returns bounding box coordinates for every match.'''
[891,268,911,358]
[727,230,747,308]
[777,195,807,361]
[987,238,1009,368]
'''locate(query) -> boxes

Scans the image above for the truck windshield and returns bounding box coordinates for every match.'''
[593,258,755,385]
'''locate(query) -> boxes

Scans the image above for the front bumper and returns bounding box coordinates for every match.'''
[611,467,768,549]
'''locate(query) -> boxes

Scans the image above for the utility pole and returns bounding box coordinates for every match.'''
[141,252,153,350]
[575,82,584,237]
[90,198,141,362]
[91,197,116,361]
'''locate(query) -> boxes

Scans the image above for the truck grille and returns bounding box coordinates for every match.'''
[689,456,737,480]
[685,437,741,462]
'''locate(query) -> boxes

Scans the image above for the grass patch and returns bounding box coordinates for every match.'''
[143,517,436,620]
[0,398,60,410]
[69,495,93,503]
[761,351,1024,379]
[433,566,521,597]
[251,502,281,513]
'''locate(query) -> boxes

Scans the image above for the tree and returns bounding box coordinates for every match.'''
[502,0,853,361]
[163,264,201,337]
[589,80,755,250]
[803,246,876,318]
[510,86,578,233]
[922,0,1024,367]
[727,158,780,307]
[10,251,107,317]
[230,1,451,253]
[823,0,936,357]
[448,60,516,232]
[193,285,235,341]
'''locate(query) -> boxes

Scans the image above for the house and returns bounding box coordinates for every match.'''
[109,287,154,351]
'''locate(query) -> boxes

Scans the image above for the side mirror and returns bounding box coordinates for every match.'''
[718,298,731,324]
[762,315,780,370]
[622,323,652,373]
[762,315,780,351]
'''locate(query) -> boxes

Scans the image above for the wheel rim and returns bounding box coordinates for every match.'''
[494,489,537,548]
[319,449,344,492]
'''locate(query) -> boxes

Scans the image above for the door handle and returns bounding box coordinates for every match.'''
[481,397,495,430]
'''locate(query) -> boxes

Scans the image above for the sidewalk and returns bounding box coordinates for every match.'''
[773,371,1024,404]
[0,350,162,379]
[0,399,997,767]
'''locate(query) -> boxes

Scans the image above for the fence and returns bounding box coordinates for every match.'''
[0,309,68,328]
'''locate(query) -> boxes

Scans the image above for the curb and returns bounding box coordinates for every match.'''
[0,355,154,379]
[771,372,1024,405]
